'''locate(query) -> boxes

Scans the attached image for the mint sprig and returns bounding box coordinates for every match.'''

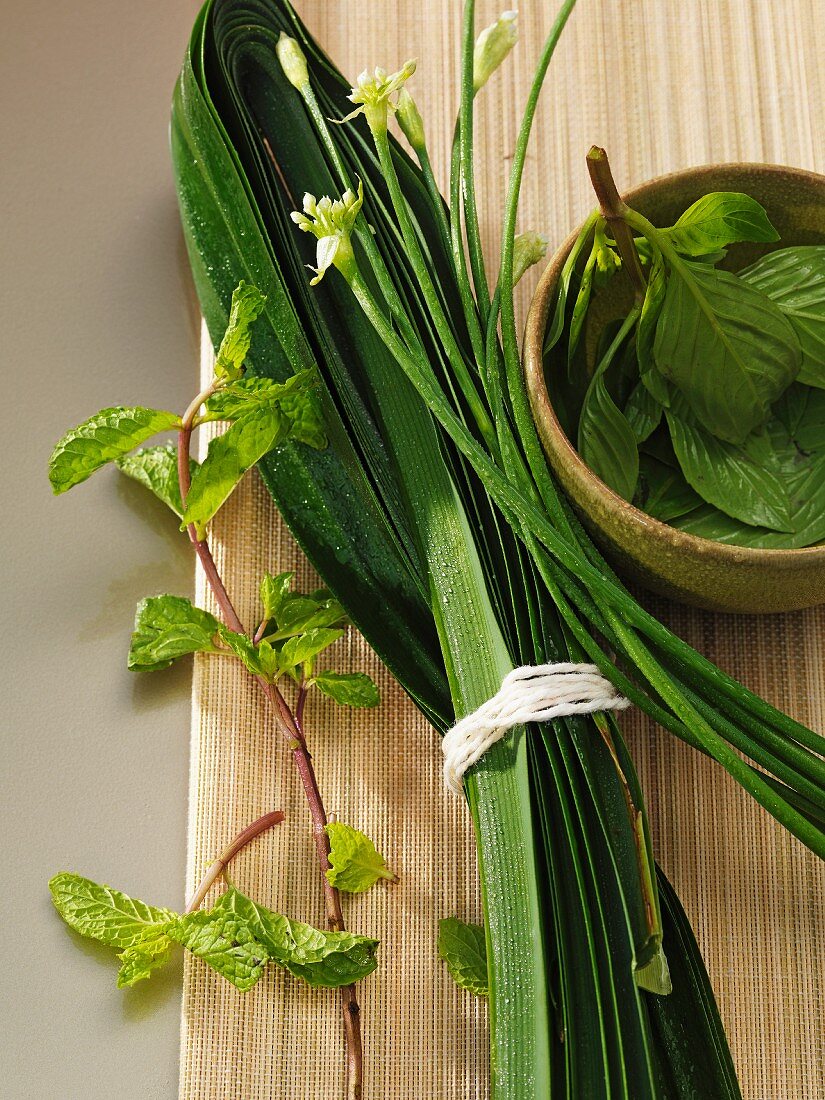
[49,873,378,992]
[325,823,396,893]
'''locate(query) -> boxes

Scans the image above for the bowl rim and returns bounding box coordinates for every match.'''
[523,160,825,568]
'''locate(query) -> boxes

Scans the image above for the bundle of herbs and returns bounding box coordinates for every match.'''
[546,148,825,549]
[162,0,825,1095]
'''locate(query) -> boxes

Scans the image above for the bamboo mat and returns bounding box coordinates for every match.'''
[180,1,825,1097]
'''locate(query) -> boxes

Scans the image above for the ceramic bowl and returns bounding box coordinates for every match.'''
[523,163,825,613]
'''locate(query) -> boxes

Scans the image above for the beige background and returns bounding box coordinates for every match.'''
[1,1,200,1096]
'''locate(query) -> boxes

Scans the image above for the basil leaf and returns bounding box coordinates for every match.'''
[116,444,195,517]
[171,892,269,992]
[325,822,396,892]
[635,452,704,523]
[666,410,791,530]
[49,406,180,495]
[222,888,379,988]
[739,246,825,388]
[578,325,640,504]
[438,917,488,996]
[661,192,778,256]
[128,595,221,672]
[315,671,380,708]
[213,281,267,382]
[636,260,670,405]
[667,385,825,545]
[670,505,791,547]
[624,381,663,443]
[653,262,801,443]
[567,249,596,365]
[49,872,176,948]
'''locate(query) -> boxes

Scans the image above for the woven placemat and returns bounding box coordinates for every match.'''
[180,1,825,1097]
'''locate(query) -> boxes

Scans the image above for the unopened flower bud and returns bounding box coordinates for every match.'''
[277,33,309,91]
[396,89,425,150]
[473,11,518,92]
[512,230,548,284]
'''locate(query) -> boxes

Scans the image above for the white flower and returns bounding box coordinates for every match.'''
[473,11,518,92]
[340,60,417,132]
[290,180,364,284]
[512,230,548,284]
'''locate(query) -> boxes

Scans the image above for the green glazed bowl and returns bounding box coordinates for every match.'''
[524,163,825,613]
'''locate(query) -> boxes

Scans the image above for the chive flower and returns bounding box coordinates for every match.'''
[290,181,364,284]
[473,10,518,92]
[341,61,417,133]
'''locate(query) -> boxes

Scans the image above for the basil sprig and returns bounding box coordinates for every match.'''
[551,173,825,549]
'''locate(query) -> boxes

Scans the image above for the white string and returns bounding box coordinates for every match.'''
[442,663,631,794]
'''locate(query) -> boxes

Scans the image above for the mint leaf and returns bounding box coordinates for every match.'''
[279,628,344,673]
[49,873,176,948]
[49,407,180,495]
[171,892,269,992]
[662,192,779,257]
[128,596,221,672]
[116,445,196,517]
[206,371,327,448]
[214,282,267,382]
[260,571,294,621]
[217,626,280,681]
[116,925,178,988]
[206,376,288,420]
[325,823,395,892]
[315,671,380,708]
[224,888,379,988]
[438,917,488,997]
[275,371,327,450]
[182,405,291,535]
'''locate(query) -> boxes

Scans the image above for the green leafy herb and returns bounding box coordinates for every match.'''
[213,281,267,381]
[224,887,380,987]
[116,445,195,517]
[50,873,378,992]
[314,671,380,708]
[128,596,221,672]
[325,823,396,892]
[259,571,294,621]
[49,406,180,495]
[739,246,825,388]
[658,191,779,257]
[280,628,345,673]
[169,891,269,992]
[623,381,663,444]
[184,373,327,536]
[653,262,801,444]
[635,259,670,405]
[577,317,640,500]
[668,385,825,547]
[116,927,179,988]
[437,917,488,996]
[49,873,176,947]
